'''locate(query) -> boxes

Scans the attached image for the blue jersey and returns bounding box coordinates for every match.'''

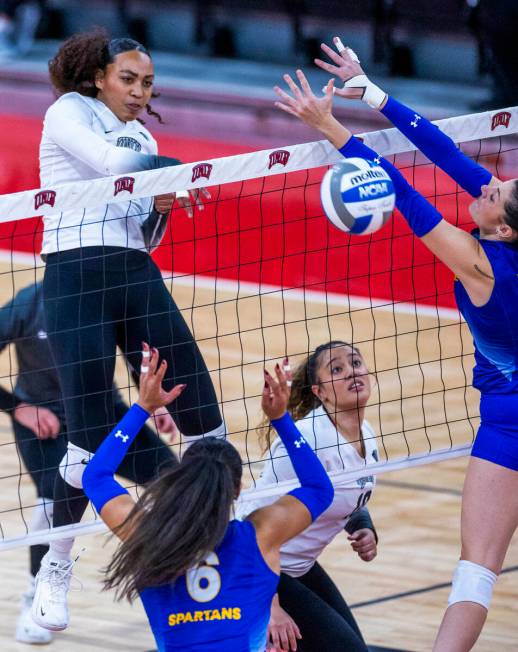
[139,519,279,652]
[455,234,518,394]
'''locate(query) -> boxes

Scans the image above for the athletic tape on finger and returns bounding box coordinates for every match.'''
[346,47,360,63]
[334,37,346,53]
[334,38,360,63]
[142,350,150,358]
[141,366,149,373]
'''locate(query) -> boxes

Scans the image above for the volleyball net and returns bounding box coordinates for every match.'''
[0,106,517,549]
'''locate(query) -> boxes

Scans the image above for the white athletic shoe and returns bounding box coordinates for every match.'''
[31,554,75,631]
[16,592,53,644]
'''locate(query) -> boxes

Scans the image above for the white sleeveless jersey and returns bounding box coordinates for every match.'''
[240,406,378,577]
[39,92,160,254]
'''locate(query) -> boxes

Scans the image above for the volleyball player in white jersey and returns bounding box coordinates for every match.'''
[241,341,378,652]
[32,29,225,632]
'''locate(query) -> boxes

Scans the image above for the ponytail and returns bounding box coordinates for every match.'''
[103,438,242,602]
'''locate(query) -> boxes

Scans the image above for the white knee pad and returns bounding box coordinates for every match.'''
[182,421,227,448]
[59,442,92,489]
[29,497,54,533]
[448,560,497,610]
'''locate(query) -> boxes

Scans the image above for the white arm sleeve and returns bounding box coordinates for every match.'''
[44,96,162,176]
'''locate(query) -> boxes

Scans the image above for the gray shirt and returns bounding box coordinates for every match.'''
[0,281,64,418]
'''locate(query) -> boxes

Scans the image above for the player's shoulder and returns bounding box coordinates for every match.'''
[11,281,40,307]
[220,519,256,549]
[268,406,327,455]
[297,405,338,445]
[1,282,41,322]
[45,92,95,120]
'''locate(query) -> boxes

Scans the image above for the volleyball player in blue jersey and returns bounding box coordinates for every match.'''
[274,45,518,651]
[82,343,334,652]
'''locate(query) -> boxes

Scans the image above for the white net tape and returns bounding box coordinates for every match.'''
[0,105,517,550]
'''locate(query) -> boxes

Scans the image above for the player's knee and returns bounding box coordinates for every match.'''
[29,497,54,532]
[448,560,497,610]
[182,421,227,447]
[58,442,92,489]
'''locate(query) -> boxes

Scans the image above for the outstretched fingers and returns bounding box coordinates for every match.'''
[296,69,313,97]
[141,342,152,374]
[164,383,186,404]
[283,73,303,101]
[264,368,279,394]
[321,41,346,66]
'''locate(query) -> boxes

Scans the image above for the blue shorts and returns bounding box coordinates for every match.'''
[471,394,518,471]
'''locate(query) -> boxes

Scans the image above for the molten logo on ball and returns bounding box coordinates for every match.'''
[349,168,386,186]
[320,157,395,235]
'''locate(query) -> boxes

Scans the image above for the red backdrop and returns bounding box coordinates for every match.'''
[0,113,468,309]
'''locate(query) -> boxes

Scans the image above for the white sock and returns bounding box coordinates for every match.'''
[48,537,74,561]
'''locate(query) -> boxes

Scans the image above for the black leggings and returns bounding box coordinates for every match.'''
[13,400,177,574]
[277,562,368,652]
[43,246,222,450]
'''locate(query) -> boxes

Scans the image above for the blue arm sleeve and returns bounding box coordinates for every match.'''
[339,136,443,238]
[270,412,334,521]
[381,96,492,198]
[83,403,150,513]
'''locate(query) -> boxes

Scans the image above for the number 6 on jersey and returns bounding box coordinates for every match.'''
[185,553,221,603]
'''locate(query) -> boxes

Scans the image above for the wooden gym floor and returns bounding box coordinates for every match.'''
[0,260,517,651]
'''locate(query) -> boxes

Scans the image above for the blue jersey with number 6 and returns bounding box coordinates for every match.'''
[139,519,279,652]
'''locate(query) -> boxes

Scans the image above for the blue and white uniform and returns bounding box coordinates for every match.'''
[454,235,518,469]
[341,96,518,470]
[83,407,334,652]
[140,519,278,652]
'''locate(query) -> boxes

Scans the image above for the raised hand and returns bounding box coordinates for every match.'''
[261,358,293,421]
[137,342,186,414]
[315,37,365,95]
[315,37,387,108]
[274,69,334,130]
[274,69,351,149]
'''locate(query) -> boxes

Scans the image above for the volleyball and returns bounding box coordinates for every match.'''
[320,157,396,234]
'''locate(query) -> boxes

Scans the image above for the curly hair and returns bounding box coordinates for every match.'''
[257,341,358,452]
[48,28,163,123]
